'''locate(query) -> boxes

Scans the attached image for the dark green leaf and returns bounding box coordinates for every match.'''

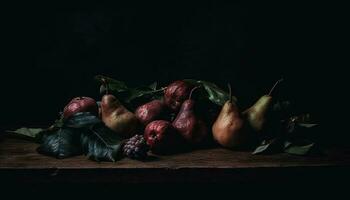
[95,75,128,92]
[284,143,315,155]
[252,138,284,155]
[273,101,291,112]
[37,128,82,159]
[148,82,158,90]
[286,119,319,141]
[298,123,318,128]
[183,79,201,86]
[64,112,101,128]
[96,75,164,105]
[7,127,45,139]
[200,81,237,106]
[124,88,165,103]
[183,79,237,106]
[80,124,124,162]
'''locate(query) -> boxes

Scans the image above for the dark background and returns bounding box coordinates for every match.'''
[1,2,345,144]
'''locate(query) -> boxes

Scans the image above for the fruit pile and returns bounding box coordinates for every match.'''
[9,75,319,162]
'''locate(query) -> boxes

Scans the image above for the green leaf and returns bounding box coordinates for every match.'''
[298,123,318,128]
[148,82,158,90]
[7,127,45,139]
[95,75,164,105]
[252,142,271,155]
[37,128,82,159]
[252,138,284,155]
[183,79,237,106]
[183,79,201,85]
[125,88,165,103]
[199,81,237,106]
[80,124,124,162]
[95,75,128,92]
[284,143,315,155]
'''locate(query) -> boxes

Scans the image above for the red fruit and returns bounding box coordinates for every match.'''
[144,120,184,154]
[172,99,208,145]
[63,97,98,119]
[164,80,194,112]
[135,100,166,126]
[172,87,209,145]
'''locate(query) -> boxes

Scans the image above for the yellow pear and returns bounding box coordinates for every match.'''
[101,94,139,138]
[212,84,245,148]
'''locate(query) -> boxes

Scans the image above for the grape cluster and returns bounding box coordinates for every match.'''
[123,135,149,159]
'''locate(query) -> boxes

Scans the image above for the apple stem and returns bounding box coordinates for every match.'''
[189,86,200,100]
[268,78,284,96]
[227,83,232,102]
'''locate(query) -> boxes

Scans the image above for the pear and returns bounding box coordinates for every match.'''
[101,94,139,138]
[243,79,283,132]
[172,87,208,145]
[212,84,245,148]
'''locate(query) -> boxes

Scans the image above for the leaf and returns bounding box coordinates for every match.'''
[184,79,237,106]
[286,119,319,141]
[37,128,82,159]
[183,79,201,85]
[96,75,164,105]
[298,123,318,128]
[7,127,45,140]
[252,138,284,155]
[80,124,124,162]
[95,75,128,92]
[148,82,158,90]
[284,143,315,155]
[124,88,165,103]
[64,112,102,128]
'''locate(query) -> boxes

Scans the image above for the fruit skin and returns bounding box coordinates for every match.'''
[123,135,149,159]
[212,100,245,148]
[243,79,283,133]
[135,100,167,126]
[164,80,194,112]
[101,94,139,138]
[63,97,98,119]
[243,95,272,132]
[144,120,184,154]
[172,99,209,146]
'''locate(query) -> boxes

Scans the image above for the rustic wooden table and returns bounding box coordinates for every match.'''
[1,136,350,183]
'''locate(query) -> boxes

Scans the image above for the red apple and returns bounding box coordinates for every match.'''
[63,97,98,119]
[164,80,194,112]
[135,100,167,126]
[144,120,184,154]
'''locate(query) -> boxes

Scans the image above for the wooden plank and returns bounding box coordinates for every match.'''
[1,137,350,183]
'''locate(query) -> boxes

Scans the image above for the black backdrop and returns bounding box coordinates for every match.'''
[2,1,342,143]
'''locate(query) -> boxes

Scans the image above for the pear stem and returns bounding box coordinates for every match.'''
[268,78,284,96]
[189,86,200,100]
[102,78,109,95]
[227,83,232,102]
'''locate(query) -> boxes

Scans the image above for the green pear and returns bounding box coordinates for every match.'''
[243,79,283,132]
[101,94,139,138]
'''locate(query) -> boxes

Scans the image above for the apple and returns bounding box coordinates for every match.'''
[164,80,194,112]
[63,97,98,119]
[144,120,185,154]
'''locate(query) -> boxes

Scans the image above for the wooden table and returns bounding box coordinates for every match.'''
[1,136,350,184]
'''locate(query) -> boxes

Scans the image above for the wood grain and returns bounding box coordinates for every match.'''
[1,137,350,183]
